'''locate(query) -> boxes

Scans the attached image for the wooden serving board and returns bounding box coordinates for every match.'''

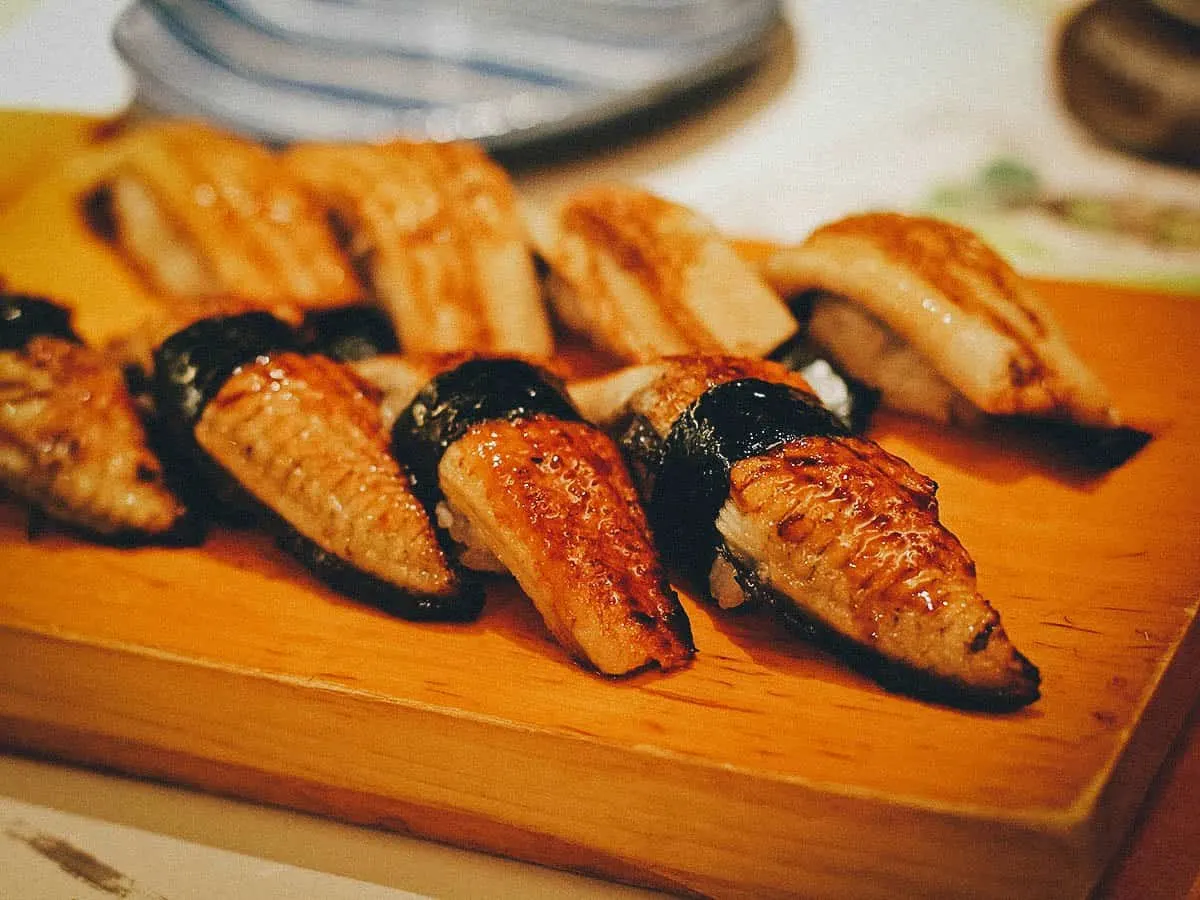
[1,116,1199,899]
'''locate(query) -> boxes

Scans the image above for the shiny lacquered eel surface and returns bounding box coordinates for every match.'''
[151,311,477,620]
[579,354,1040,709]
[388,356,695,675]
[528,183,797,363]
[89,121,361,306]
[283,140,553,357]
[0,294,187,540]
[763,212,1120,429]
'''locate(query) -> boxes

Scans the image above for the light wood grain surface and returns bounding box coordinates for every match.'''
[0,115,1198,899]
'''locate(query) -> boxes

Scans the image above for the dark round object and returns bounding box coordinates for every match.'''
[1057,0,1200,168]
[302,305,400,362]
[0,294,81,349]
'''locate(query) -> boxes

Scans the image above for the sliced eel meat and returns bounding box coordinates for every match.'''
[385,356,695,675]
[282,140,553,357]
[527,183,797,363]
[592,354,1040,708]
[764,212,1120,428]
[92,121,361,306]
[0,294,187,539]
[152,311,478,620]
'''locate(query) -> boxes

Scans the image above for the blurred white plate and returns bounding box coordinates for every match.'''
[112,0,782,148]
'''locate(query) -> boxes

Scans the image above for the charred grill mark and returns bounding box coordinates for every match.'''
[815,213,1049,342]
[560,191,721,351]
[969,618,998,652]
[108,124,359,304]
[79,184,118,243]
[285,140,541,354]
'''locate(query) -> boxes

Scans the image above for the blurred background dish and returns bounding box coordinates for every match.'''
[1057,0,1200,169]
[111,0,783,148]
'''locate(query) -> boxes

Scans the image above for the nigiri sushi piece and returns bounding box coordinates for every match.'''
[152,311,478,620]
[579,354,1040,708]
[375,355,694,675]
[282,140,553,357]
[527,183,797,363]
[764,212,1119,429]
[91,121,361,306]
[0,294,187,540]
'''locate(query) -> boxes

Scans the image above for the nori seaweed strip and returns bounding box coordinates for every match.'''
[391,358,582,510]
[997,417,1153,471]
[274,520,485,622]
[0,294,82,349]
[647,378,848,579]
[302,305,399,362]
[151,312,299,521]
[153,312,300,429]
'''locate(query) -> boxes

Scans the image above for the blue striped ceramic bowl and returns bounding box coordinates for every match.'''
[113,0,782,148]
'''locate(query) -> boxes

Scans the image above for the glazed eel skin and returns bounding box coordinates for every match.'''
[0,294,187,540]
[390,356,695,675]
[151,311,479,620]
[601,355,1040,708]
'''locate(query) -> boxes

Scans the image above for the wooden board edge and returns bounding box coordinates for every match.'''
[0,625,1120,899]
[1072,598,1200,881]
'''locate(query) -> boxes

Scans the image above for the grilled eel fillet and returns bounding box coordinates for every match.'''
[191,351,465,608]
[582,355,1039,707]
[0,334,186,538]
[95,121,361,306]
[527,183,797,363]
[439,415,694,674]
[364,355,695,674]
[764,212,1119,427]
[282,140,553,357]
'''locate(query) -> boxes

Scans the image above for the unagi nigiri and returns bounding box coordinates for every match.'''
[0,294,187,540]
[152,311,478,620]
[764,212,1120,429]
[527,183,797,363]
[573,355,1040,708]
[282,140,553,357]
[360,354,694,675]
[91,121,361,307]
